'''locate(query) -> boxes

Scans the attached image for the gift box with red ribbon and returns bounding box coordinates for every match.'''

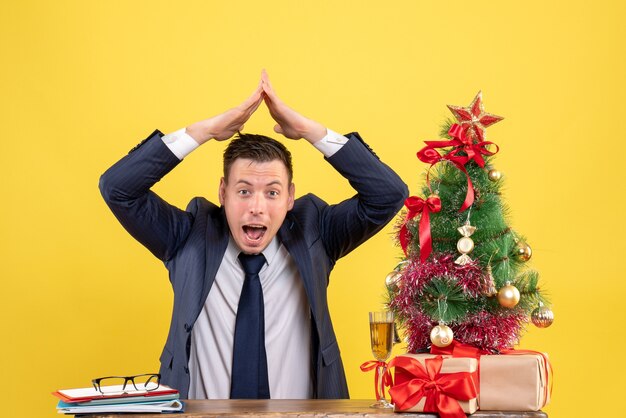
[430,341,552,411]
[388,354,478,418]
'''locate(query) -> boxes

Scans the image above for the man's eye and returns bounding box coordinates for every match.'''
[268,191,279,197]
[238,190,250,196]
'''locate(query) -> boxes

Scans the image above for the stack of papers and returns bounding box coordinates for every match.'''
[52,384,184,414]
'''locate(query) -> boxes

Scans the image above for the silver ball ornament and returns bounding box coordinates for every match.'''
[385,271,402,288]
[531,303,554,328]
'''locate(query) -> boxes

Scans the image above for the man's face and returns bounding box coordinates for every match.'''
[219,158,295,254]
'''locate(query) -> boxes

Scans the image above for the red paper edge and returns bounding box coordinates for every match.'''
[52,388,179,404]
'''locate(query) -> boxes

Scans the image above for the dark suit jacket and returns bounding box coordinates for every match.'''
[99,130,408,399]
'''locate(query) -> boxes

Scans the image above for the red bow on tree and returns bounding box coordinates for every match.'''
[399,195,441,262]
[417,124,499,212]
[388,355,477,418]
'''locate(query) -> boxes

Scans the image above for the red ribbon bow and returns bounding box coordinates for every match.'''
[399,195,442,262]
[417,124,499,212]
[388,355,477,418]
[360,360,392,400]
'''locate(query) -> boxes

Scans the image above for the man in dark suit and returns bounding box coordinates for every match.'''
[99,72,408,400]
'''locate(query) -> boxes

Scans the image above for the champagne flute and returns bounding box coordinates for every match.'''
[368,311,394,408]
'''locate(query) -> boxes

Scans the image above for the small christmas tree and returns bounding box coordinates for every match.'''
[387,92,554,353]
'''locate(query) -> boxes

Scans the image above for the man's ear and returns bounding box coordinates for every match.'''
[218,177,226,205]
[287,182,295,210]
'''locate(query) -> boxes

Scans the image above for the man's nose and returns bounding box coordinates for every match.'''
[249,194,265,214]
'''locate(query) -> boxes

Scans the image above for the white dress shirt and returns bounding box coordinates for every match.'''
[162,127,348,160]
[160,128,349,399]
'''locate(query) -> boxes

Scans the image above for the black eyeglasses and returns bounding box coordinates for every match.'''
[92,373,161,394]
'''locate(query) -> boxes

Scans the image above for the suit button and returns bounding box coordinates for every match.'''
[128,138,148,154]
[184,366,189,374]
[184,323,191,332]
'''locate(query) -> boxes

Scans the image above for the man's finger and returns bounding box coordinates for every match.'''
[243,85,263,108]
[248,95,263,114]
[261,69,272,89]
[263,94,280,118]
[261,70,278,99]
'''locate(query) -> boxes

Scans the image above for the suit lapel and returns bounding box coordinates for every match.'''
[278,215,320,330]
[200,208,230,315]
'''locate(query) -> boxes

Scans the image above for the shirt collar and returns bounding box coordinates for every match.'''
[226,235,281,266]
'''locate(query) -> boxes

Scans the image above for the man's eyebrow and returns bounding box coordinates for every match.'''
[234,179,284,187]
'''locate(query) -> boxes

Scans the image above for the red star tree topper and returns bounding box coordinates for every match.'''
[447,91,504,142]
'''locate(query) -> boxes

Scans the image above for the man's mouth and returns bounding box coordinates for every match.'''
[243,225,267,242]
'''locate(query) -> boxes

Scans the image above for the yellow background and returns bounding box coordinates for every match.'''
[1,1,624,416]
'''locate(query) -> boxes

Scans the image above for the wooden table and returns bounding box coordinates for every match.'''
[77,399,547,418]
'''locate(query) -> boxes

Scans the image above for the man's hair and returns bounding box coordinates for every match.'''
[223,133,293,184]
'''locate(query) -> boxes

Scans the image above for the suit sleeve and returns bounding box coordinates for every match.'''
[320,132,409,261]
[99,130,194,262]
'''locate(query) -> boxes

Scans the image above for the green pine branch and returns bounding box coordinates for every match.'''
[420,276,481,322]
[513,270,549,312]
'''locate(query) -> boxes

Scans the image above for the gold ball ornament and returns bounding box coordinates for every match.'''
[488,169,502,182]
[385,271,402,288]
[531,303,554,328]
[497,282,520,308]
[515,241,532,262]
[430,323,454,348]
